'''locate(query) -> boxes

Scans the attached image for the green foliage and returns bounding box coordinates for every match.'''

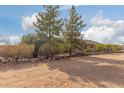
[21,5,86,57]
[96,44,120,53]
[20,5,121,58]
[96,44,105,52]
[32,5,63,57]
[33,5,63,44]
[85,48,95,53]
[39,43,59,57]
[64,5,86,55]
[21,33,45,57]
[21,33,36,44]
[108,44,120,52]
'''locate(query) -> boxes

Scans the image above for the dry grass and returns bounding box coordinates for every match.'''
[0,53,124,87]
[89,53,124,61]
[0,44,34,57]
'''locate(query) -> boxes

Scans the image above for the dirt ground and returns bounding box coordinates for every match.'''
[0,53,124,88]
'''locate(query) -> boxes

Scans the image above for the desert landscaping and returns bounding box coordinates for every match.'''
[0,53,123,88]
[0,5,124,88]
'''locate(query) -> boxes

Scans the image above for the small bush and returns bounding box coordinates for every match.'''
[96,44,120,53]
[39,43,63,58]
[85,48,95,53]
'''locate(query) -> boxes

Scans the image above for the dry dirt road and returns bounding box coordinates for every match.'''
[0,53,124,88]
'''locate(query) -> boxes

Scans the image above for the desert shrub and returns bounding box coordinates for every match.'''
[96,44,105,52]
[0,44,34,57]
[96,44,120,53]
[110,45,120,52]
[39,43,64,58]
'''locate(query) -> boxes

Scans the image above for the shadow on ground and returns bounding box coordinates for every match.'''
[0,55,124,87]
[47,56,124,87]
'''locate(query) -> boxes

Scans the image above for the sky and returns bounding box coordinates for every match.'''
[1,5,124,45]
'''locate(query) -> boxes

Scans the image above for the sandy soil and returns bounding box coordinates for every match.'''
[0,53,124,88]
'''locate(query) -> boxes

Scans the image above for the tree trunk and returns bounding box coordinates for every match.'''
[33,44,40,57]
[69,29,73,56]
[69,48,72,56]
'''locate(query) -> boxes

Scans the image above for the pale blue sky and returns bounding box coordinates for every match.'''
[1,5,124,45]
[0,5,124,35]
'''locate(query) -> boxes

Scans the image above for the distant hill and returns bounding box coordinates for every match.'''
[84,40,101,44]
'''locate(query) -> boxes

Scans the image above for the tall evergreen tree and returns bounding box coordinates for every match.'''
[64,5,86,56]
[33,5,63,57]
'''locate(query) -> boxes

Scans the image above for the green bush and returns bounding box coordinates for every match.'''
[96,44,120,53]
[85,48,95,53]
[39,43,64,58]
[96,44,105,52]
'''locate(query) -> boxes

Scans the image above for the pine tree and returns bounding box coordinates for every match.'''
[33,5,63,57]
[64,5,86,56]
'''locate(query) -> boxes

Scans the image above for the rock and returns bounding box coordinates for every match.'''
[0,57,6,62]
